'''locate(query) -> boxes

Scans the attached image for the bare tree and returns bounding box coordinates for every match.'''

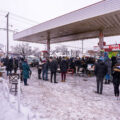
[11,43,32,58]
[54,45,68,55]
[32,47,41,57]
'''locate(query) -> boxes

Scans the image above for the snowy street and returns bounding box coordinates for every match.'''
[18,68,120,120]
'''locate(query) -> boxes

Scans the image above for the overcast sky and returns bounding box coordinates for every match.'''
[0,0,120,53]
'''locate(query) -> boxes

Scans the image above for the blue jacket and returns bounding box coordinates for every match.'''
[22,61,31,79]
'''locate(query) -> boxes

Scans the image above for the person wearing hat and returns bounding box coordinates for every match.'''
[95,57,108,94]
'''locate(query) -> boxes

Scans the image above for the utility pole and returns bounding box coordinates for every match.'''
[6,12,9,57]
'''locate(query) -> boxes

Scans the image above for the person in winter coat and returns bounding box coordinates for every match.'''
[60,58,68,82]
[4,56,9,75]
[105,58,112,84]
[112,70,120,98]
[19,58,24,81]
[37,58,42,79]
[116,56,120,64]
[112,62,120,99]
[21,59,31,86]
[111,56,117,72]
[81,59,87,74]
[42,60,49,80]
[70,60,75,73]
[75,58,81,73]
[95,58,108,94]
[6,57,13,75]
[49,57,58,83]
[13,58,18,74]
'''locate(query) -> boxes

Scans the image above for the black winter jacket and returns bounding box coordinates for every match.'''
[112,71,120,85]
[60,60,68,73]
[95,61,108,78]
[50,60,58,72]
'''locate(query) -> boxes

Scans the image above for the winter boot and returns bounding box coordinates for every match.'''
[108,80,110,84]
[104,79,107,84]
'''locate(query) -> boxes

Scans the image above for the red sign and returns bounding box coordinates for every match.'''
[104,44,120,52]
[94,44,120,52]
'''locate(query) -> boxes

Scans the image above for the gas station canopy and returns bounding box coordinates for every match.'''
[14,0,120,44]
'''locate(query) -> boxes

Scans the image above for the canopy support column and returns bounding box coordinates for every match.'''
[99,31,104,50]
[47,32,50,57]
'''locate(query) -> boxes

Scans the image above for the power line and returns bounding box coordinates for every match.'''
[0,12,38,26]
[10,12,39,24]
[0,10,40,32]
[9,17,37,26]
[0,10,39,24]
[0,10,39,32]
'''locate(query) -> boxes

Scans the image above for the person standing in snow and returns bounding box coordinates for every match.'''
[111,56,117,72]
[95,57,108,94]
[37,58,42,79]
[60,57,68,82]
[112,62,120,99]
[105,58,112,84]
[42,59,49,81]
[49,57,58,83]
[13,58,19,74]
[5,57,13,75]
[21,59,31,86]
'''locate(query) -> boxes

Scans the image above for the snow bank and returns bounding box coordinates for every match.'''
[0,83,27,120]
[0,78,36,120]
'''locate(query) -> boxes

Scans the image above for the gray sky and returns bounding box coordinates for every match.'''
[0,0,120,53]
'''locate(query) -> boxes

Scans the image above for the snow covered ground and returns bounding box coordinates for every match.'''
[20,68,120,120]
[1,68,120,120]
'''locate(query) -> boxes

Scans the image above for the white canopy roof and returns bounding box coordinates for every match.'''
[14,0,120,44]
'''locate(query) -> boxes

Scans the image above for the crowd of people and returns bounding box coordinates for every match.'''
[37,57,96,83]
[0,53,120,99]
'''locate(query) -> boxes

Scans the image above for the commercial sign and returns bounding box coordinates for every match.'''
[94,44,120,52]
[104,44,120,51]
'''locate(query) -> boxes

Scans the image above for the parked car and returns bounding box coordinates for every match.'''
[27,56,39,67]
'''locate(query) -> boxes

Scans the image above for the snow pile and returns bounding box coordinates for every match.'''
[0,83,27,120]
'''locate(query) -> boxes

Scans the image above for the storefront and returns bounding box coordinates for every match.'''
[103,44,120,58]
